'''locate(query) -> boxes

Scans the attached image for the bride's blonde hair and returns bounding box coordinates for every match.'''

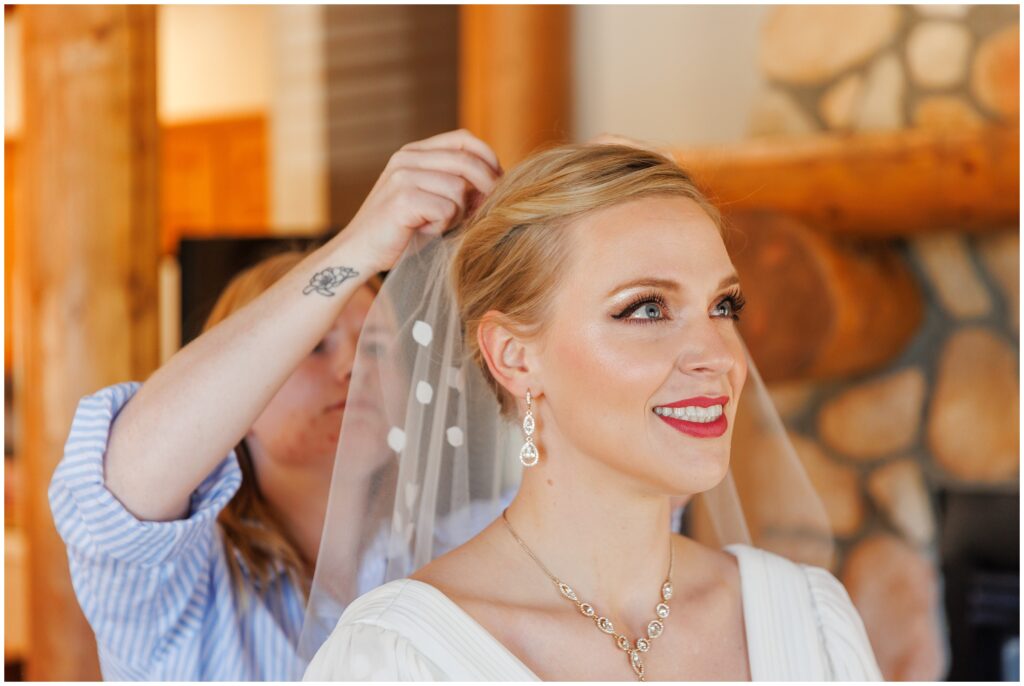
[450,142,724,419]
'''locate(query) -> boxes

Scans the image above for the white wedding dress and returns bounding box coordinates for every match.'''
[303,542,884,681]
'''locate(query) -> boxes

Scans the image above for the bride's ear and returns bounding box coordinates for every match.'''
[477,310,538,400]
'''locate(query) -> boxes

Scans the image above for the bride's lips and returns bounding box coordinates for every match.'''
[654,395,729,438]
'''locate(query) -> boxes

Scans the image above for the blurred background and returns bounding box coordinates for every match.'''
[3,3,1019,681]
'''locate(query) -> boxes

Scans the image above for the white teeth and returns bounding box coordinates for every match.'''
[654,404,723,423]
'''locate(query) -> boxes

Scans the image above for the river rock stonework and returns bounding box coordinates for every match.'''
[752,5,1019,680]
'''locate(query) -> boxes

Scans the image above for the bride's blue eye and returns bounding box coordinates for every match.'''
[715,287,747,321]
[630,302,665,321]
[612,293,668,324]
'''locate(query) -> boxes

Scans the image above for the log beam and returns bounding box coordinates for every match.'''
[725,212,924,382]
[459,5,572,166]
[674,126,1018,237]
[18,6,159,679]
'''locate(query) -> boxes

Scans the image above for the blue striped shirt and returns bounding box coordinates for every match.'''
[48,382,306,680]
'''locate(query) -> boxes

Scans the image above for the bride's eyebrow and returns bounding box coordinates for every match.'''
[605,273,741,298]
[605,277,678,298]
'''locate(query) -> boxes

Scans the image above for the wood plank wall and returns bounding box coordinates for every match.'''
[323,5,459,227]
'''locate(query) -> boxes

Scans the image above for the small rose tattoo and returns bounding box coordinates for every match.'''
[303,266,360,296]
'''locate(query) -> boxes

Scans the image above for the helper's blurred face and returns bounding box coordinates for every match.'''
[532,196,748,496]
[250,284,383,474]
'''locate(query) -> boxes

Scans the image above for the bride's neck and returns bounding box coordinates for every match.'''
[504,439,674,626]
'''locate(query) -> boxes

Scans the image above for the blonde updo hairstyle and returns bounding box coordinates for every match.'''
[450,142,725,420]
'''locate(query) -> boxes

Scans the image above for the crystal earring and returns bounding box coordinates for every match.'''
[519,389,539,467]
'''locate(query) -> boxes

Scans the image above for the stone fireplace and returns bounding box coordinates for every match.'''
[684,5,1019,681]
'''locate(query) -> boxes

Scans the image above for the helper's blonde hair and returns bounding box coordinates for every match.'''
[202,248,382,598]
[450,142,724,419]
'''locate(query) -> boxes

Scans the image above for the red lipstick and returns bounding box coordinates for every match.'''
[659,395,729,408]
[654,396,729,438]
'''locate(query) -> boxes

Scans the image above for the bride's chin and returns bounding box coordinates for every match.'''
[653,453,731,495]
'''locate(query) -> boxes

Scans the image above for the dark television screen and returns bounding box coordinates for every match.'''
[178,235,328,347]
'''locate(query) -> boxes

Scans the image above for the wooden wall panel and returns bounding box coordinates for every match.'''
[161,124,215,247]
[161,115,268,254]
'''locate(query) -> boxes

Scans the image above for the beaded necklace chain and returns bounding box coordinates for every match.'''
[500,509,674,681]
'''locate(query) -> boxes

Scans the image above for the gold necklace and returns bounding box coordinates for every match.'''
[500,509,674,681]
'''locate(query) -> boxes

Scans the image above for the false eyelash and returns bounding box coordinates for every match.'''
[721,286,747,321]
[612,291,668,322]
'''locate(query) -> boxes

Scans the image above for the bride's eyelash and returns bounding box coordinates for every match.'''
[612,291,667,323]
[721,286,747,321]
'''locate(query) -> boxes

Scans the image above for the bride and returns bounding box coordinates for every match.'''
[300,140,883,681]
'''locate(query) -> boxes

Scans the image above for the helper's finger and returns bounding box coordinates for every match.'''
[402,128,502,176]
[391,148,499,198]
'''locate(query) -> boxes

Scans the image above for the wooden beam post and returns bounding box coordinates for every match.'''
[17,6,159,679]
[459,5,573,166]
[674,126,1018,237]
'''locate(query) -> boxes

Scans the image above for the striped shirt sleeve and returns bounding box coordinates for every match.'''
[48,381,243,676]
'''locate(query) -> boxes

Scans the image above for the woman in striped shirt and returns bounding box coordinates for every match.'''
[48,129,503,680]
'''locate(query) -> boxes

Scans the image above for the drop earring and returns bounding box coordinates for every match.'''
[519,389,539,467]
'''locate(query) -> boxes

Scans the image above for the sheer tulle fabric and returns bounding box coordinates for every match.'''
[296,230,835,664]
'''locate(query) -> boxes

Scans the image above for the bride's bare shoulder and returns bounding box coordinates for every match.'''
[671,534,742,595]
[409,518,510,603]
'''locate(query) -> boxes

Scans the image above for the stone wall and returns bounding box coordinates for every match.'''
[749,5,1019,681]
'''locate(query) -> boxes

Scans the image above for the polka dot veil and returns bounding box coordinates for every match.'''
[296,230,836,665]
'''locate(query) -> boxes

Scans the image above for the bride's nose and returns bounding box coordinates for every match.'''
[674,320,737,376]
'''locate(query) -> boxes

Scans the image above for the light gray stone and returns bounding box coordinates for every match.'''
[910,233,992,319]
[868,459,936,545]
[790,432,865,537]
[854,52,906,131]
[907,21,971,88]
[818,367,926,460]
[761,5,902,85]
[927,327,1019,483]
[976,230,1019,332]
[820,73,864,130]
[747,88,818,137]
[914,4,968,19]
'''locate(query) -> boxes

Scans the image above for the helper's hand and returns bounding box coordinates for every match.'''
[340,128,503,274]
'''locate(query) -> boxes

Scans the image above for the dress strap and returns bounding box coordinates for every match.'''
[725,543,831,680]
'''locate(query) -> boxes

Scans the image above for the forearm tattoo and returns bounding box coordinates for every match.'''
[303,266,360,297]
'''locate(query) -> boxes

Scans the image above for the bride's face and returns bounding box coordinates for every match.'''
[532,195,747,495]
